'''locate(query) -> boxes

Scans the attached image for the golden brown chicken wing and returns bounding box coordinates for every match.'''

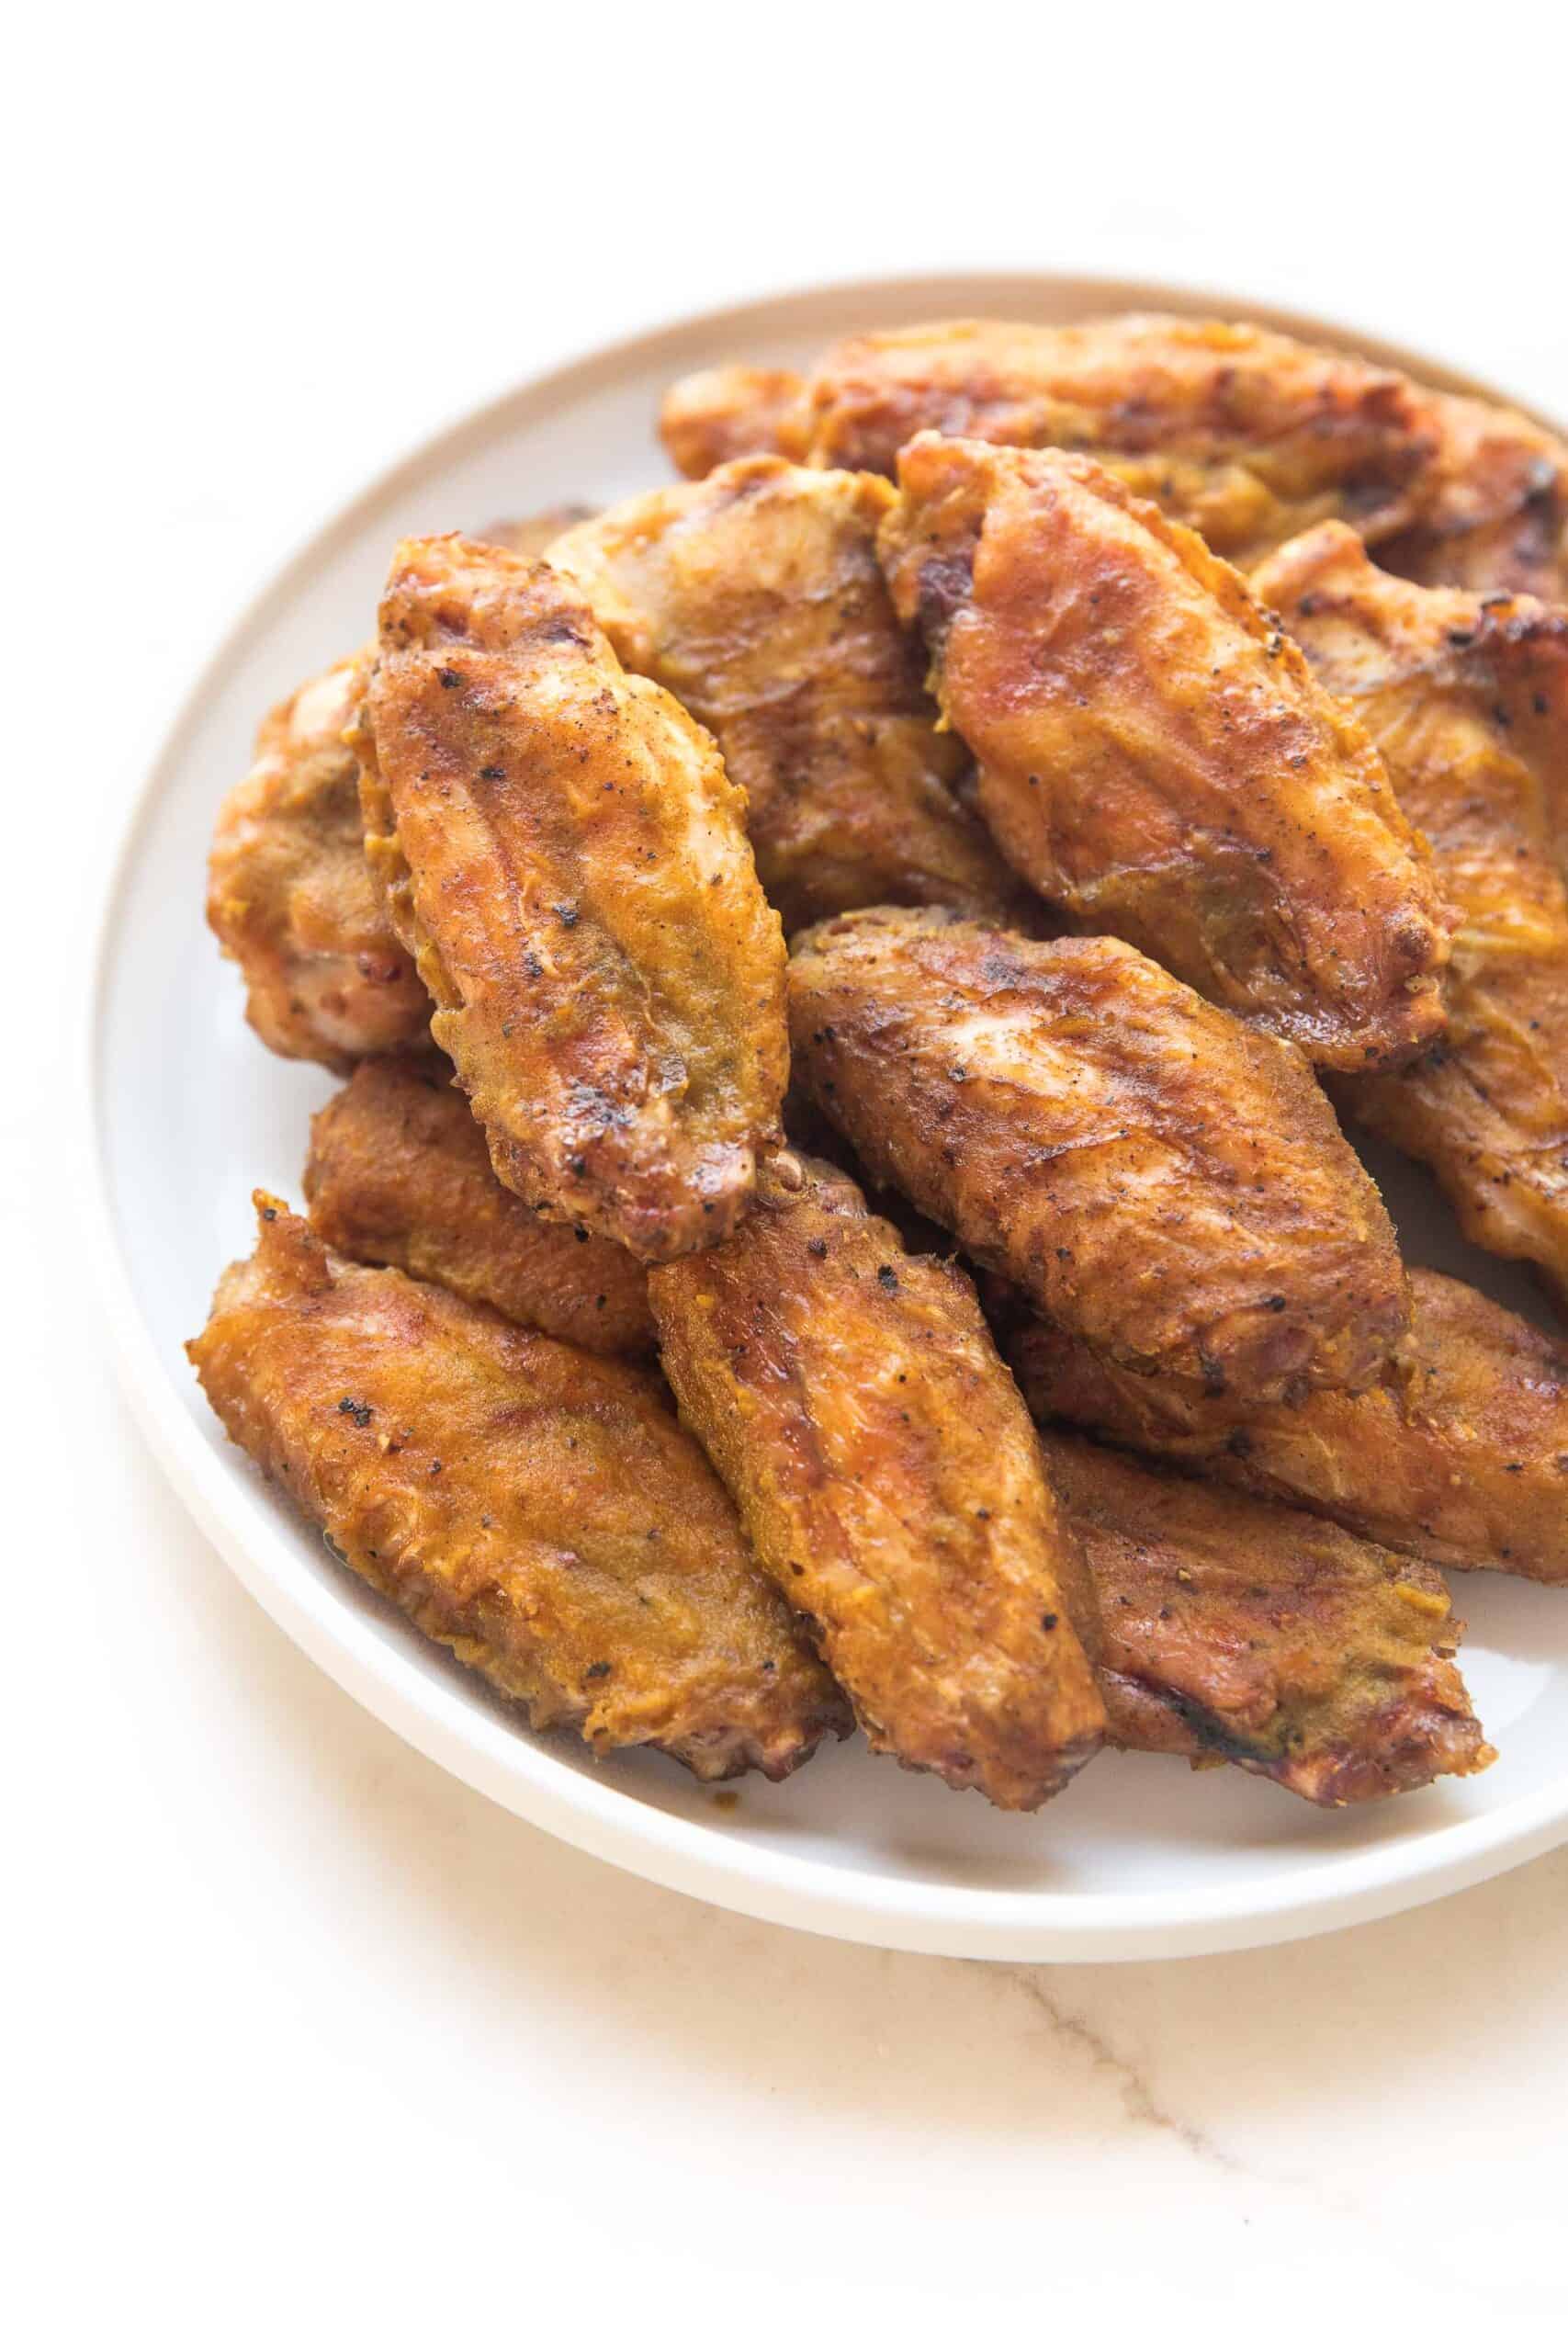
[1043,1432,1491,1805]
[660,314,1438,562]
[354,534,789,1261]
[208,651,429,1069]
[547,459,1031,932]
[879,435,1451,1070]
[1008,1267,1568,1585]
[189,1197,848,1777]
[647,1152,1106,1810]
[659,368,810,481]
[789,910,1407,1402]
[1251,523,1568,1291]
[304,1055,654,1356]
[1379,389,1568,600]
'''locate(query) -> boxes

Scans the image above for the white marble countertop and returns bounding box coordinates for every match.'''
[17,22,1568,2336]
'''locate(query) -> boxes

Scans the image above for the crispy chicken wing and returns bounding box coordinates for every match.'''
[189,1198,847,1777]
[1251,523,1568,1291]
[1379,389,1568,600]
[208,651,429,1069]
[647,1152,1106,1810]
[304,1055,654,1356]
[547,459,1030,932]
[659,368,810,481]
[354,534,789,1261]
[1008,1266,1568,1584]
[879,435,1450,1069]
[661,315,1438,561]
[1043,1432,1490,1804]
[789,910,1407,1402]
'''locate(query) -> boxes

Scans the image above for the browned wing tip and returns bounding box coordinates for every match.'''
[659,366,807,478]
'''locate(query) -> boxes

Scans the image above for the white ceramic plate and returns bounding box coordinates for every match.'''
[86,272,1568,1962]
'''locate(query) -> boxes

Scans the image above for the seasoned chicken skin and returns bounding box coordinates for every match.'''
[789,910,1408,1402]
[659,368,811,481]
[1043,1433,1491,1805]
[660,315,1438,564]
[1008,1267,1568,1585]
[304,1056,654,1356]
[189,1198,848,1777]
[208,651,429,1069]
[1252,524,1568,1292]
[355,535,789,1261]
[547,459,1030,933]
[648,1153,1106,1810]
[1380,389,1568,600]
[880,435,1451,1070]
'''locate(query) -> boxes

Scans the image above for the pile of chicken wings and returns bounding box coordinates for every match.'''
[192,312,1568,1816]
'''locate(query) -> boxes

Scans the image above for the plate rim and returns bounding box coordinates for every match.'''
[82,266,1568,1962]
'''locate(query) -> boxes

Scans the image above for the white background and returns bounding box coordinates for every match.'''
[12,9,1568,2342]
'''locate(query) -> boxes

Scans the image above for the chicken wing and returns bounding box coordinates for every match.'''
[659,368,810,481]
[789,910,1407,1402]
[647,1152,1106,1810]
[1043,1432,1491,1805]
[304,1055,654,1356]
[208,651,429,1069]
[189,1198,848,1777]
[1379,389,1568,600]
[547,459,1031,932]
[660,314,1438,563]
[1007,1266,1568,1584]
[1251,523,1568,1291]
[879,435,1450,1070]
[354,534,789,1261]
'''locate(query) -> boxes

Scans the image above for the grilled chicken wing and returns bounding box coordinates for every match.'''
[1251,524,1568,1291]
[547,459,1030,933]
[879,435,1450,1070]
[208,651,429,1069]
[660,315,1438,563]
[1043,1432,1490,1804]
[1379,389,1568,600]
[647,1152,1106,1810]
[190,1198,847,1777]
[304,1056,654,1356]
[354,535,789,1261]
[1008,1266,1568,1584]
[789,910,1407,1402]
